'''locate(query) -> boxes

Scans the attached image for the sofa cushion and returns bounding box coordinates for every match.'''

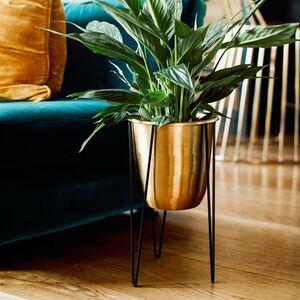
[0,100,129,170]
[0,0,66,101]
[0,99,109,125]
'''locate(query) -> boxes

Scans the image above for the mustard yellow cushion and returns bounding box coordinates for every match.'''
[0,0,66,101]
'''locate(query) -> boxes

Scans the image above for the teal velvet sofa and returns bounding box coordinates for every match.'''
[0,0,206,245]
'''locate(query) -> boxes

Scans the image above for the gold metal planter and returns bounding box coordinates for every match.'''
[131,117,218,210]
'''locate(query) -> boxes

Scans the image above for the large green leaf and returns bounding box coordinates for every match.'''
[203,17,226,50]
[175,19,192,38]
[197,65,264,104]
[197,75,241,92]
[143,0,182,39]
[91,0,168,66]
[66,31,148,79]
[80,104,132,151]
[93,104,130,119]
[177,26,209,64]
[109,61,132,88]
[195,103,228,119]
[134,74,151,93]
[118,0,142,16]
[204,85,239,103]
[142,90,170,106]
[86,21,123,42]
[223,23,299,49]
[202,64,255,82]
[153,115,175,127]
[104,110,128,126]
[80,123,105,152]
[70,88,170,107]
[192,36,225,76]
[143,0,173,37]
[70,89,143,104]
[156,64,194,92]
[139,107,152,120]
[166,0,183,20]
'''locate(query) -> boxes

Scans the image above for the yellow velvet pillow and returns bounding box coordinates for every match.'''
[0,0,66,101]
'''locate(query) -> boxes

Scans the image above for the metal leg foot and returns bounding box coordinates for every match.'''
[205,124,216,284]
[152,209,167,258]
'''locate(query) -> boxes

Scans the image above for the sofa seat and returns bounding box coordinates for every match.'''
[0,165,130,245]
[0,99,133,245]
[0,100,122,168]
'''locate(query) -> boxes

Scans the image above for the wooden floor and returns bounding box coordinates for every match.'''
[0,162,299,299]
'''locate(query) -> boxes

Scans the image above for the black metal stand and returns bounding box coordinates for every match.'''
[128,122,216,287]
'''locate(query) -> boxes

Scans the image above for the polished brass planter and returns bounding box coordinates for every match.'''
[131,117,218,210]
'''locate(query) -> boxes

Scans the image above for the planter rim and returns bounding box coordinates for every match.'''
[130,116,219,126]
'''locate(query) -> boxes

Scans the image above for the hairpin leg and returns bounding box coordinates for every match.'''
[205,123,216,284]
[128,123,156,287]
[212,123,216,282]
[129,122,215,286]
[128,122,135,285]
[152,209,167,258]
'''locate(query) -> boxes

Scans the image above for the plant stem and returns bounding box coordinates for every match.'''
[174,34,178,66]
[179,87,185,122]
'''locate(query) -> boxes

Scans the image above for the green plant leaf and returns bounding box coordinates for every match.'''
[142,0,181,40]
[156,64,194,92]
[191,83,239,116]
[142,90,169,106]
[153,115,175,127]
[109,61,132,88]
[223,23,299,48]
[166,0,183,20]
[80,104,131,151]
[134,73,151,93]
[175,19,192,38]
[91,0,168,66]
[197,103,229,119]
[86,21,123,42]
[197,74,241,92]
[64,21,87,33]
[203,17,226,49]
[139,107,152,120]
[192,36,225,76]
[118,0,142,16]
[105,110,128,126]
[197,65,264,104]
[143,0,173,37]
[93,104,130,119]
[80,123,105,152]
[177,26,209,64]
[70,89,143,104]
[202,64,255,82]
[65,31,148,79]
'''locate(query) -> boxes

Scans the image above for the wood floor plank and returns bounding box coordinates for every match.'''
[0,162,299,299]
